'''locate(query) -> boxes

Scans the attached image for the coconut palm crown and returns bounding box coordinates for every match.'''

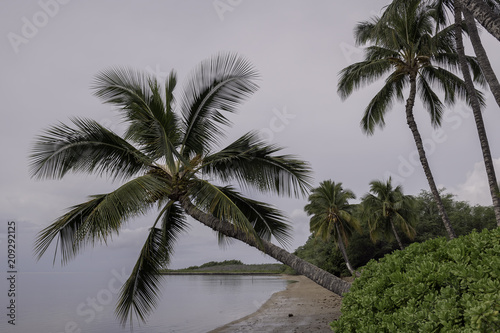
[338,0,484,136]
[29,53,314,326]
[304,180,361,275]
[361,178,417,250]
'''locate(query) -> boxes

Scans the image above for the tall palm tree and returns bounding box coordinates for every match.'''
[29,53,351,326]
[337,0,484,239]
[433,0,500,110]
[463,8,500,109]
[455,4,500,227]
[304,180,361,276]
[361,178,417,250]
[432,0,500,226]
[455,0,500,41]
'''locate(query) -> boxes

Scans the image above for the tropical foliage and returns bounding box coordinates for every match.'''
[331,227,500,332]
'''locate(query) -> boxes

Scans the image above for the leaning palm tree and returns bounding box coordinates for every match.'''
[463,6,500,109]
[433,0,500,110]
[361,178,417,250]
[337,0,484,239]
[454,3,500,227]
[29,53,351,326]
[304,180,361,276]
[455,0,500,41]
[431,0,500,226]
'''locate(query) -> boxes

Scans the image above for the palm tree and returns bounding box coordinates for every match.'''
[337,0,484,239]
[455,4,500,227]
[455,0,500,41]
[29,53,351,326]
[433,0,500,110]
[432,0,500,226]
[361,178,417,250]
[463,7,500,109]
[304,180,361,276]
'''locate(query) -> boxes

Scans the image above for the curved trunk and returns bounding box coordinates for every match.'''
[456,0,500,42]
[334,224,356,276]
[179,196,352,296]
[390,220,404,250]
[455,6,500,227]
[463,8,500,109]
[405,74,456,239]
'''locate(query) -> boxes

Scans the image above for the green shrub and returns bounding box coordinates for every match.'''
[331,228,500,332]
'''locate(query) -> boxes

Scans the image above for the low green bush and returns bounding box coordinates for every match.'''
[331,228,500,332]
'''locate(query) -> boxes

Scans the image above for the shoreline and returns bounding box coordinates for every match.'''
[209,275,343,332]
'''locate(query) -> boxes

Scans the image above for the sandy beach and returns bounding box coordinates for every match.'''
[210,275,343,333]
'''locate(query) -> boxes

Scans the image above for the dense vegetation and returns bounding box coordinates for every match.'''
[295,190,497,277]
[331,227,500,332]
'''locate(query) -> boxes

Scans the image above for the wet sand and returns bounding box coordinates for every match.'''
[209,275,343,333]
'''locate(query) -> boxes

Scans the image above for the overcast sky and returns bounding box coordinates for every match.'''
[2,0,500,274]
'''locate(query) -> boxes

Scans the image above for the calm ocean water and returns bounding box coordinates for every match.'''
[1,271,287,333]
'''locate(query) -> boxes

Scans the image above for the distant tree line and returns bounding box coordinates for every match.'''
[185,260,244,270]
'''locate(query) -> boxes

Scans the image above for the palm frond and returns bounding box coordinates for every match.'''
[201,131,312,198]
[337,59,392,100]
[211,186,293,248]
[465,55,488,87]
[92,67,183,169]
[354,20,379,45]
[158,201,189,257]
[115,227,166,326]
[365,46,400,61]
[418,74,444,127]
[115,201,188,326]
[29,117,152,181]
[420,66,486,109]
[179,52,259,157]
[188,179,260,245]
[33,174,169,264]
[361,72,407,135]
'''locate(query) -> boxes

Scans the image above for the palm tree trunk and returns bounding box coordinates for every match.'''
[390,220,404,250]
[179,196,352,296]
[455,6,500,227]
[334,224,356,276]
[405,74,456,239]
[456,0,500,42]
[463,8,500,109]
